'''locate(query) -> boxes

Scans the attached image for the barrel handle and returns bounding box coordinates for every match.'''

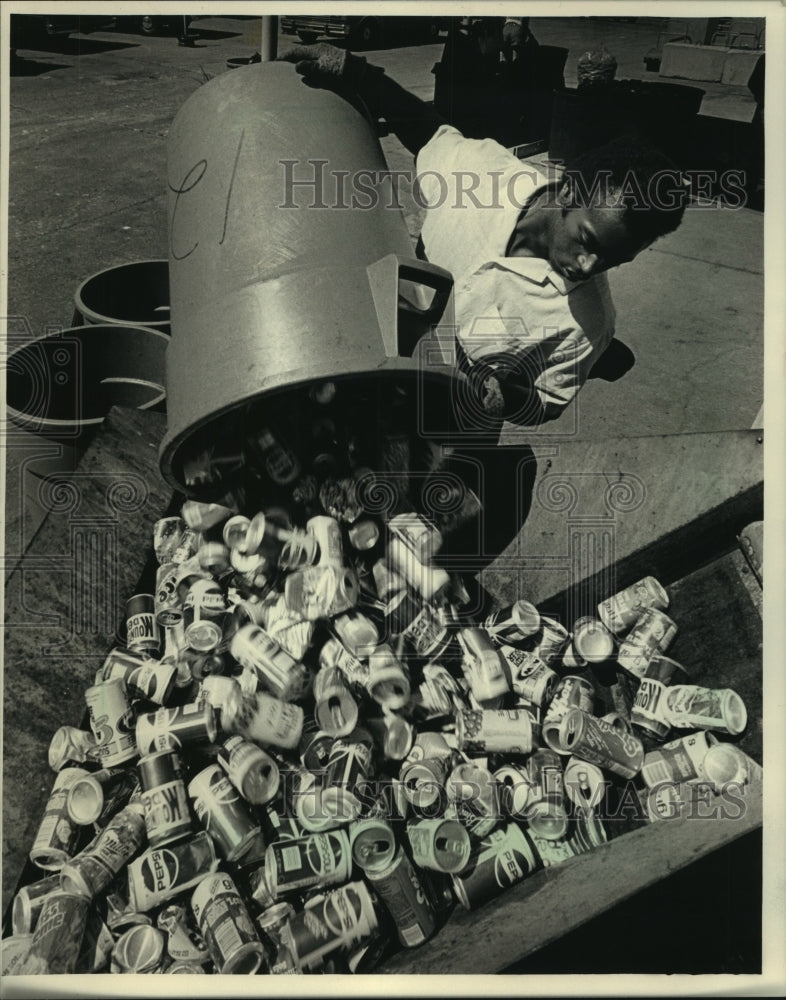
[367,254,455,360]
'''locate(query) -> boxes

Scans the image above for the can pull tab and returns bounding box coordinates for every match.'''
[436,837,465,856]
[359,840,390,859]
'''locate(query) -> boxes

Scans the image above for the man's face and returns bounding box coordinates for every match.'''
[548,200,649,282]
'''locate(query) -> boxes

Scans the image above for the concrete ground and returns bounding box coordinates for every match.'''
[1,12,765,922]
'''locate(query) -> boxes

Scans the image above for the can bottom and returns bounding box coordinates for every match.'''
[220,940,267,975]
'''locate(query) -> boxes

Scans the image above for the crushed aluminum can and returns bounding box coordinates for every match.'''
[333,609,380,658]
[313,665,359,737]
[640,731,718,788]
[531,617,570,667]
[97,648,177,706]
[459,627,511,704]
[555,708,645,779]
[497,646,557,709]
[228,689,304,752]
[59,802,146,899]
[661,684,748,736]
[566,616,615,666]
[365,711,414,762]
[182,499,235,532]
[701,742,762,793]
[153,516,188,565]
[597,576,669,635]
[29,768,89,870]
[110,924,166,974]
[155,562,184,627]
[157,903,210,964]
[191,872,269,975]
[18,890,90,974]
[388,511,443,563]
[541,675,595,753]
[617,607,678,678]
[48,726,101,771]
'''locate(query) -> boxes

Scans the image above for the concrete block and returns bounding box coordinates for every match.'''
[660,42,726,82]
[722,49,762,86]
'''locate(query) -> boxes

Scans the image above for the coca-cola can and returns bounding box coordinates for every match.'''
[555,708,645,779]
[84,678,137,767]
[135,701,217,756]
[188,764,261,862]
[138,751,192,847]
[598,576,669,635]
[125,593,161,655]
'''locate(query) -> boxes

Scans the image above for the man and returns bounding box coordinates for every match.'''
[280,43,688,429]
[279,43,687,572]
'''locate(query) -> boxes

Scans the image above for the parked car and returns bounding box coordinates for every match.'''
[115,14,192,37]
[280,14,445,49]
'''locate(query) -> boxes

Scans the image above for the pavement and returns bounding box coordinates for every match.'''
[1,13,766,919]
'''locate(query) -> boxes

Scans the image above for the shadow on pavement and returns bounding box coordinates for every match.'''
[10,55,72,77]
[14,36,139,57]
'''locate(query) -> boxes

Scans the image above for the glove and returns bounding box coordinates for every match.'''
[277,42,378,91]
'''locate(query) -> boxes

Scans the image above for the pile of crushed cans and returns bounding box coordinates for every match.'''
[3,395,762,976]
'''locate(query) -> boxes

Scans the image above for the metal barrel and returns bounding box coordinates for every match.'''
[160,61,463,495]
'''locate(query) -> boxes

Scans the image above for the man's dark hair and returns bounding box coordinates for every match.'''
[563,134,688,245]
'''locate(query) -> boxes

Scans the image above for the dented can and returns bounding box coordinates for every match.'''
[597,576,669,635]
[47,726,101,771]
[30,768,90,870]
[313,665,359,737]
[640,731,717,788]
[661,684,748,736]
[556,708,645,779]
[11,874,62,936]
[66,766,139,827]
[20,890,90,974]
[445,763,501,839]
[482,599,541,646]
[498,646,557,708]
[617,608,678,678]
[230,623,311,702]
[524,749,568,840]
[59,802,146,899]
[542,675,595,753]
[111,924,166,974]
[367,644,411,710]
[191,872,269,975]
[155,562,184,627]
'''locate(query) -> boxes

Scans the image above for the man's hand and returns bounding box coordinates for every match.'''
[277,43,372,90]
